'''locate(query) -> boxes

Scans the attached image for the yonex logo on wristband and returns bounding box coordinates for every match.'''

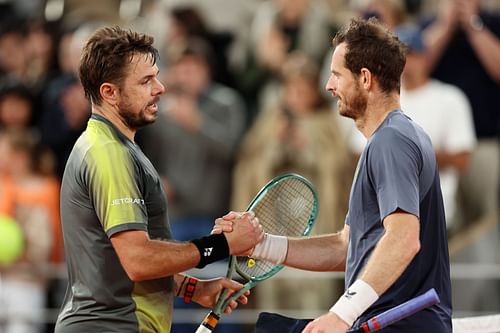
[192,234,229,268]
[204,247,213,256]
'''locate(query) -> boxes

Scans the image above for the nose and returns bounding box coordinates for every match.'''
[154,78,166,95]
[325,75,337,96]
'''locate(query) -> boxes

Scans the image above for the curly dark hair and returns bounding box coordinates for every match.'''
[332,17,406,93]
[79,26,159,106]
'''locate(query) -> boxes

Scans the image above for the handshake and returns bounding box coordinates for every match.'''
[211,211,289,265]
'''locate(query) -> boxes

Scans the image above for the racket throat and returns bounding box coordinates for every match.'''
[200,312,220,331]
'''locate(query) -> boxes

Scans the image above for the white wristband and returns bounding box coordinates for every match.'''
[250,233,288,264]
[329,279,379,327]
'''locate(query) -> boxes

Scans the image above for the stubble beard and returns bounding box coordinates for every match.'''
[338,85,368,121]
[118,99,157,130]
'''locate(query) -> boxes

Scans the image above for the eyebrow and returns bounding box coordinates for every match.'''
[140,69,160,81]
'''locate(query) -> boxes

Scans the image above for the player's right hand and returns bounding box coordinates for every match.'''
[219,211,263,256]
[211,211,241,234]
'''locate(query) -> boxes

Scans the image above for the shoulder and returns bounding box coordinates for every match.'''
[371,114,416,147]
[368,114,423,159]
[81,131,132,173]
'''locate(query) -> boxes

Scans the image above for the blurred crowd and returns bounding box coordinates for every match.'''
[0,0,498,332]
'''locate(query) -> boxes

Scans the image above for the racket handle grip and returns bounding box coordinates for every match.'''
[195,312,220,333]
[347,288,440,333]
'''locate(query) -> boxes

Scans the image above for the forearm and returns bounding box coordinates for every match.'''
[466,27,500,82]
[436,150,471,173]
[327,214,420,327]
[113,214,260,282]
[112,235,201,281]
[285,232,347,272]
[422,20,457,72]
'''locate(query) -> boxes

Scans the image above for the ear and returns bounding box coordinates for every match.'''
[359,68,372,90]
[100,83,120,106]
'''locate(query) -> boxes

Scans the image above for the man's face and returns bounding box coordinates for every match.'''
[325,43,368,120]
[168,55,210,97]
[117,53,165,130]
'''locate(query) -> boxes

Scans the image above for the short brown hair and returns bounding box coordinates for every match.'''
[79,26,159,105]
[332,17,406,93]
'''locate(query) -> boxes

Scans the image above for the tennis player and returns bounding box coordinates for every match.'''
[54,26,263,333]
[216,18,452,333]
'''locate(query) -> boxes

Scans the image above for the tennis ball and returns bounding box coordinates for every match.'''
[0,214,24,266]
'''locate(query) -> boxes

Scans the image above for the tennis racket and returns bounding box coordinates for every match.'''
[347,288,440,333]
[195,173,319,333]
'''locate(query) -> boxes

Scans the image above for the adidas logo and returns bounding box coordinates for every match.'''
[204,247,213,257]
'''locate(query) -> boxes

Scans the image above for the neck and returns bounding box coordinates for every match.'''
[92,104,135,141]
[355,92,400,139]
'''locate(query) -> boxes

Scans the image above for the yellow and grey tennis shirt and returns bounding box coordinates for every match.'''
[55,114,174,333]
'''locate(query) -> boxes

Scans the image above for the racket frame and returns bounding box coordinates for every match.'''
[196,173,319,332]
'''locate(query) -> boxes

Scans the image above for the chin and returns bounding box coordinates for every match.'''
[338,105,352,119]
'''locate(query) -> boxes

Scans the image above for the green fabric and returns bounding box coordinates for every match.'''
[55,114,173,333]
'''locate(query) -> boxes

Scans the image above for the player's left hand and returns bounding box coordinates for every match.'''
[193,277,250,314]
[302,312,350,333]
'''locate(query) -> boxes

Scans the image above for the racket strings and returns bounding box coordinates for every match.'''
[236,178,317,279]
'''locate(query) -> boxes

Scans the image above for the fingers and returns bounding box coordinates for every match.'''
[222,210,255,221]
[257,221,264,242]
[219,277,244,291]
[220,279,250,301]
[221,279,250,314]
[214,211,260,235]
[222,211,241,220]
[223,297,248,314]
[212,218,233,234]
[223,210,263,255]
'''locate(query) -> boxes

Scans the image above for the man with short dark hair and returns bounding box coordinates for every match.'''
[217,18,452,333]
[55,26,262,333]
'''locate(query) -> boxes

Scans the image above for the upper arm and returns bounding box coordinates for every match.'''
[368,130,421,220]
[110,229,150,269]
[110,229,149,259]
[383,210,420,252]
[84,142,147,236]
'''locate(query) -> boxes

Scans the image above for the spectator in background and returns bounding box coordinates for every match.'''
[138,38,246,242]
[0,129,59,333]
[232,51,353,312]
[164,5,235,88]
[0,82,35,129]
[0,17,29,85]
[421,0,500,224]
[240,0,333,125]
[23,19,60,124]
[39,24,92,178]
[398,25,476,230]
[357,0,409,28]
